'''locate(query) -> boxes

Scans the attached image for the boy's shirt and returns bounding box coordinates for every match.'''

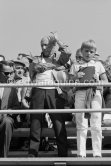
[69,60,106,83]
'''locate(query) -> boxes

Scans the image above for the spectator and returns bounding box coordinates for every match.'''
[28,32,71,157]
[93,52,100,61]
[11,59,31,128]
[75,48,83,64]
[102,55,111,126]
[13,59,30,108]
[69,39,108,157]
[0,55,5,62]
[0,61,20,157]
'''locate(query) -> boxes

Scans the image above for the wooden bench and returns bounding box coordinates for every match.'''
[13,122,111,138]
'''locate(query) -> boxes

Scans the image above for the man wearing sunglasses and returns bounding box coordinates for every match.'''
[0,61,20,157]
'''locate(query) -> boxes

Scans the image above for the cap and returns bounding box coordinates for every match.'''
[22,57,30,67]
[0,63,13,72]
[13,59,26,67]
[95,52,100,56]
[0,55,5,61]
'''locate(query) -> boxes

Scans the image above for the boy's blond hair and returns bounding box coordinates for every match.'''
[81,39,97,52]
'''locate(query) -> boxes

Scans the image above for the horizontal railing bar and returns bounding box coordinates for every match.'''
[0,157,111,165]
[0,82,111,87]
[1,108,111,114]
[8,150,111,156]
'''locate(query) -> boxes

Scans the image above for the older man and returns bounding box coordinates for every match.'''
[28,32,71,157]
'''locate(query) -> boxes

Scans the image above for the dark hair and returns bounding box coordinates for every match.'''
[0,61,13,72]
[0,55,5,61]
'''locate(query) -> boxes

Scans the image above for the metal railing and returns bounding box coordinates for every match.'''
[0,82,111,166]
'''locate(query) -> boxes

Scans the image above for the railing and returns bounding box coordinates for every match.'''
[0,82,111,166]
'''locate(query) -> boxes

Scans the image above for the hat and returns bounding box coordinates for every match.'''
[0,63,13,72]
[21,57,29,67]
[26,55,33,62]
[0,55,5,61]
[13,59,26,67]
[95,52,100,56]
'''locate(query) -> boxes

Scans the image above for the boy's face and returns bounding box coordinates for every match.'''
[81,48,96,62]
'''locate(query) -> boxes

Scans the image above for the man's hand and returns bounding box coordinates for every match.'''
[50,31,59,41]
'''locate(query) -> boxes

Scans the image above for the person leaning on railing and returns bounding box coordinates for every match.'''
[68,39,108,157]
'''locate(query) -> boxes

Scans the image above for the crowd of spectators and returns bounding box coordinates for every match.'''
[0,32,111,158]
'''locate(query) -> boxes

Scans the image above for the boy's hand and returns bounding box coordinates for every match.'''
[93,74,99,82]
[77,72,85,78]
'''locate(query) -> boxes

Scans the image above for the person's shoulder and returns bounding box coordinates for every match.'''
[15,76,28,84]
[90,60,102,66]
[94,60,105,67]
[22,76,30,83]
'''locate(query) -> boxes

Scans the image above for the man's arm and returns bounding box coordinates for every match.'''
[10,88,20,110]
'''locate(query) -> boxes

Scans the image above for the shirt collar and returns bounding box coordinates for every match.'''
[81,59,95,65]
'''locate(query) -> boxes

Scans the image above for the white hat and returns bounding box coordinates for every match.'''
[13,59,26,67]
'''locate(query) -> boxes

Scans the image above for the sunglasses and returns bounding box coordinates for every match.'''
[4,71,14,76]
[15,66,24,70]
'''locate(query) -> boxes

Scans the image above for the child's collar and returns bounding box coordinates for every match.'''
[81,59,95,64]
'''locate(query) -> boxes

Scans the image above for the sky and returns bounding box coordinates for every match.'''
[0,0,111,61]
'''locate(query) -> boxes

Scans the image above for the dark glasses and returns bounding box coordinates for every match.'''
[15,66,24,70]
[4,71,14,76]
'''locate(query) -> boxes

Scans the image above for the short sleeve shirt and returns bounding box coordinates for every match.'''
[69,60,106,82]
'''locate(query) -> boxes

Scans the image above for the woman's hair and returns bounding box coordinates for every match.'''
[76,48,82,57]
[105,55,111,65]
[0,60,13,72]
[0,55,5,61]
[81,39,97,52]
[75,48,83,63]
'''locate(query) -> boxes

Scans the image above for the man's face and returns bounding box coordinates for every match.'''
[41,38,52,57]
[0,65,14,83]
[108,57,111,65]
[81,48,96,62]
[15,63,25,78]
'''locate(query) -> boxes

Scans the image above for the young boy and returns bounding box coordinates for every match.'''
[69,39,108,157]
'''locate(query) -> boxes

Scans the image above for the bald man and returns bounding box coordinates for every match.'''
[28,32,72,157]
